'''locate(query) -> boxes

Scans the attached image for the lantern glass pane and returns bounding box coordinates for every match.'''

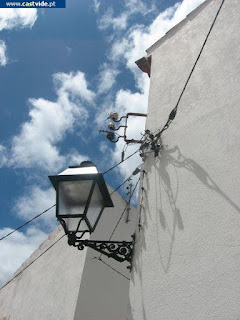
[86,183,104,229]
[58,180,93,232]
[59,180,93,216]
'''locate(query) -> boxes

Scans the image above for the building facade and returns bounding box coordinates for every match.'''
[129,0,240,319]
[0,187,137,320]
[1,0,240,319]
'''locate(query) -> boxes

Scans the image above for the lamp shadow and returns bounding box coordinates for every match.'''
[136,144,240,274]
[130,143,240,319]
[165,145,240,213]
[152,146,183,273]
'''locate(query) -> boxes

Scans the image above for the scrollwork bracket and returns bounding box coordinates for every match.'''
[70,234,135,269]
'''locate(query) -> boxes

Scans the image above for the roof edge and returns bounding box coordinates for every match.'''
[146,0,213,55]
[135,56,152,77]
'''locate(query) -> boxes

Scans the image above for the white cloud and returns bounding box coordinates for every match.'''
[110,88,148,177]
[0,9,38,66]
[0,40,7,66]
[110,0,205,75]
[0,226,48,287]
[99,141,109,153]
[96,85,149,180]
[99,9,128,31]
[97,63,119,94]
[2,183,61,287]
[93,0,100,13]
[125,0,155,15]
[0,8,37,32]
[0,144,7,166]
[54,71,95,103]
[96,0,205,181]
[14,185,56,229]
[2,71,93,171]
[66,150,88,166]
[66,46,72,56]
[98,0,155,31]
[115,87,148,114]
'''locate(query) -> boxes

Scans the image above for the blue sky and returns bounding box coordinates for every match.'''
[0,0,205,286]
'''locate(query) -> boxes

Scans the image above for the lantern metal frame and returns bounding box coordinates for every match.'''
[49,162,135,269]
[49,170,113,234]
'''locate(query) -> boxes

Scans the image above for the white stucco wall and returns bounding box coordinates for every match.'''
[0,187,137,320]
[0,226,86,320]
[74,186,137,320]
[129,0,240,319]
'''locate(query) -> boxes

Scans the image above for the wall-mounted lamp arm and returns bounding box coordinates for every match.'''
[69,234,135,269]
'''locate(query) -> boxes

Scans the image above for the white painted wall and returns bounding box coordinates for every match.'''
[0,187,137,320]
[0,227,86,320]
[73,186,137,320]
[129,0,240,319]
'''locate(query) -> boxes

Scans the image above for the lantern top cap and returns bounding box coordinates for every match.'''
[78,161,96,168]
[58,161,98,176]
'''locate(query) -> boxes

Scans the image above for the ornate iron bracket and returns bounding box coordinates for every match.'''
[68,233,135,269]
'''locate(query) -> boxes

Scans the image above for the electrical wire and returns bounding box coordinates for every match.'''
[0,0,226,250]
[97,175,140,263]
[95,176,140,276]
[0,169,135,243]
[138,171,146,231]
[109,174,133,196]
[102,148,139,175]
[0,204,56,242]
[0,148,141,243]
[0,176,139,288]
[96,257,130,281]
[0,0,227,289]
[109,176,140,241]
[0,155,140,291]
[155,0,226,139]
[0,233,66,291]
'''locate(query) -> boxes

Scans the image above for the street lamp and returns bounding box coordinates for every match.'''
[49,161,135,268]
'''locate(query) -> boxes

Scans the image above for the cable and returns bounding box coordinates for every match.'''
[0,172,133,243]
[0,157,140,289]
[0,0,226,250]
[109,176,140,241]
[96,257,130,281]
[90,178,140,279]
[138,170,146,231]
[102,148,139,175]
[0,150,140,243]
[0,204,56,242]
[155,0,226,138]
[0,233,65,291]
[97,176,140,262]
[110,174,133,196]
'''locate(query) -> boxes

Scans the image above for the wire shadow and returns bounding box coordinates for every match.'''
[144,144,240,273]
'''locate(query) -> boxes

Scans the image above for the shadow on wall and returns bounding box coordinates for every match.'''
[165,145,240,213]
[129,144,240,319]
[134,144,240,274]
